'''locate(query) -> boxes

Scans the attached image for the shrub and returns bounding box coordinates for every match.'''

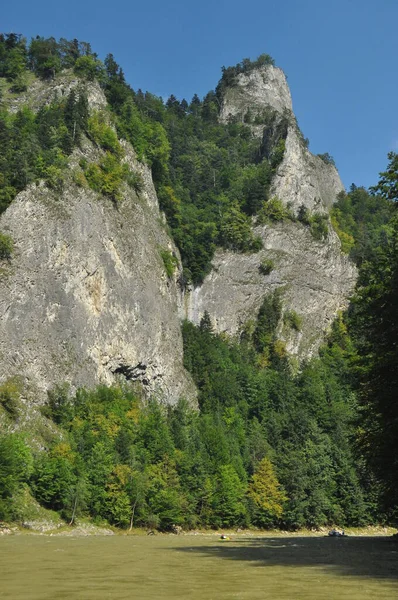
[10,73,28,92]
[0,232,14,260]
[284,310,303,332]
[83,153,131,202]
[88,112,122,156]
[0,378,21,418]
[43,165,64,191]
[270,139,286,169]
[317,153,335,166]
[297,205,329,241]
[330,211,355,254]
[220,202,263,252]
[297,203,310,224]
[257,197,291,224]
[309,213,329,241]
[72,169,88,188]
[160,249,178,278]
[259,258,274,275]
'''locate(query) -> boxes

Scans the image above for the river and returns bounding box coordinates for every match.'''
[1,534,397,599]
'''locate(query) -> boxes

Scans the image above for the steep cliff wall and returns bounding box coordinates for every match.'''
[183,221,356,358]
[184,65,355,357]
[0,81,196,404]
[219,66,293,120]
[220,65,344,212]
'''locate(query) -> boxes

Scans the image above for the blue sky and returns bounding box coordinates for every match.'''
[2,0,398,188]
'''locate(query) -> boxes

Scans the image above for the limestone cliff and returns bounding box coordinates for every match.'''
[183,64,356,358]
[0,63,355,405]
[219,65,344,212]
[0,79,196,404]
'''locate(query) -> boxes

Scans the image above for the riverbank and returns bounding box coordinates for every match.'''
[1,520,396,538]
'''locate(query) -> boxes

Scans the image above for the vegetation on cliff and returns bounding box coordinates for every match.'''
[0,33,288,284]
[0,32,397,530]
[0,307,367,530]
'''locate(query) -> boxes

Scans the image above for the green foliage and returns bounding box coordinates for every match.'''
[31,442,77,514]
[309,213,329,240]
[349,213,398,520]
[9,289,372,531]
[317,152,335,166]
[0,378,21,418]
[160,249,178,278]
[182,305,369,529]
[219,202,263,252]
[259,258,274,275]
[0,33,27,82]
[0,434,33,520]
[253,290,283,354]
[0,36,287,284]
[284,310,303,332]
[125,170,144,194]
[98,54,285,283]
[0,232,13,259]
[0,90,89,213]
[2,32,395,528]
[28,36,62,79]
[297,205,329,241]
[330,211,355,254]
[331,185,394,265]
[73,55,104,81]
[212,464,247,527]
[257,197,292,224]
[87,112,122,156]
[81,153,131,202]
[371,151,398,202]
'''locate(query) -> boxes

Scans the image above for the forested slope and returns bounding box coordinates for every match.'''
[0,33,397,530]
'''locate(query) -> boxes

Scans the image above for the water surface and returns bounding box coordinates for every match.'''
[1,534,397,599]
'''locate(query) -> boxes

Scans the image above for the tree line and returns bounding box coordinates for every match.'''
[0,32,397,529]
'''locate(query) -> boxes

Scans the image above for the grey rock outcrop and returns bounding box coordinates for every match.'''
[220,65,344,213]
[183,64,355,357]
[219,66,293,121]
[183,221,356,358]
[271,126,344,213]
[8,72,107,114]
[0,116,196,404]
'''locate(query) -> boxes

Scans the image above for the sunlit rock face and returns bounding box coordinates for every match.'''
[220,64,344,213]
[183,65,355,358]
[0,82,196,405]
[183,221,356,358]
[219,66,293,120]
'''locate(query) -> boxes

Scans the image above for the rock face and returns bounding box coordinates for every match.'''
[7,72,107,114]
[183,65,355,357]
[183,222,356,358]
[219,66,293,120]
[271,127,344,213]
[220,65,344,213]
[0,63,355,404]
[0,88,196,404]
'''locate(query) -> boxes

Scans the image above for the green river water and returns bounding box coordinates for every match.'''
[1,534,397,599]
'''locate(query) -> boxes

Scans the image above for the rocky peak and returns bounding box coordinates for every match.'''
[219,63,344,213]
[7,71,107,114]
[182,61,355,358]
[219,65,293,123]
